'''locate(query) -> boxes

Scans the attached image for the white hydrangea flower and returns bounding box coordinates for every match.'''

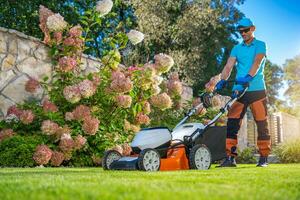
[154,53,174,74]
[152,75,163,86]
[150,86,161,96]
[127,30,144,45]
[46,13,68,32]
[96,0,113,16]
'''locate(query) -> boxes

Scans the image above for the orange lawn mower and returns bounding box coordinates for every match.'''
[102,83,248,171]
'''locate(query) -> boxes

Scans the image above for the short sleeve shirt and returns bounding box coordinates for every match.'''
[230,38,267,91]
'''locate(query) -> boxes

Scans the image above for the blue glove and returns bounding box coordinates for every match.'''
[236,74,253,85]
[232,85,245,98]
[215,79,227,91]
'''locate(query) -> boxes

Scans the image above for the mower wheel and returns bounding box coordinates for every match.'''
[102,150,122,170]
[138,148,161,171]
[189,144,211,170]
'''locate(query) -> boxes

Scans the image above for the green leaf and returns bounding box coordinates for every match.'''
[43,76,49,82]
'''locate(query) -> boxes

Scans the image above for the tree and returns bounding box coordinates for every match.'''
[124,0,245,93]
[0,0,136,57]
[283,54,300,117]
[263,60,284,110]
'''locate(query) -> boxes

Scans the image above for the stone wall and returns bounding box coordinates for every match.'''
[246,111,300,147]
[274,112,300,142]
[0,27,101,119]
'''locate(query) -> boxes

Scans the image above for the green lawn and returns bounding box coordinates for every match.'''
[0,164,300,200]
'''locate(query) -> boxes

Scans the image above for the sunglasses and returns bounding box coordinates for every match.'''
[238,27,251,34]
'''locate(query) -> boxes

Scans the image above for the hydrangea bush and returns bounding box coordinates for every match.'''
[0,3,185,167]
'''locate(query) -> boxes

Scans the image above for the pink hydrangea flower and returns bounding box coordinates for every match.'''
[41,120,59,135]
[50,151,65,167]
[78,80,96,98]
[72,105,91,121]
[115,95,132,108]
[65,112,74,121]
[135,113,150,125]
[25,78,40,93]
[63,37,75,46]
[58,56,77,72]
[63,36,83,49]
[82,117,100,135]
[39,5,54,44]
[74,135,87,150]
[56,125,71,139]
[59,134,75,153]
[150,92,173,110]
[112,70,125,80]
[6,105,22,118]
[42,99,58,113]
[19,110,35,124]
[110,77,133,93]
[68,25,83,37]
[63,85,81,103]
[53,31,63,44]
[33,145,53,165]
[0,129,15,142]
[167,80,182,96]
[122,143,132,156]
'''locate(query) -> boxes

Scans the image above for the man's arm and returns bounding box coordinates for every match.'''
[221,57,236,80]
[248,54,265,76]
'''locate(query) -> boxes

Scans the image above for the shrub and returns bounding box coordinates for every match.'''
[0,135,47,167]
[273,139,300,163]
[236,147,257,164]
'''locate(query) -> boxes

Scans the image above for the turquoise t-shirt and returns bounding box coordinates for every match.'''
[230,38,267,91]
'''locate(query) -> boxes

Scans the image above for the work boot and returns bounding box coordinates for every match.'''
[256,156,268,167]
[216,156,237,168]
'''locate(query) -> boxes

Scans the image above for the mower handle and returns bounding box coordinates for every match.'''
[173,82,248,131]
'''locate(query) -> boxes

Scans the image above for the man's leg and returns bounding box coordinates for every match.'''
[250,97,271,167]
[218,100,248,167]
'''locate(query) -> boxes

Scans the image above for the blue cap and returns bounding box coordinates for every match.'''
[237,18,254,28]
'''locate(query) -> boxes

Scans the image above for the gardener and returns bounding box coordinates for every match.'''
[214,17,270,167]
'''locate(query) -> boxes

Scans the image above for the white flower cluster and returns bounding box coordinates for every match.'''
[46,13,67,32]
[127,30,144,45]
[96,0,113,16]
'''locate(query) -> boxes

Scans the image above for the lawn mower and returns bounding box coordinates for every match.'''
[102,84,248,171]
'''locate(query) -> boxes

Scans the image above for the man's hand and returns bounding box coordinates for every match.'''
[215,79,227,91]
[236,74,253,85]
[232,85,245,98]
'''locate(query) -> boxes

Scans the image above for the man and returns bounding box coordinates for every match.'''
[215,18,270,167]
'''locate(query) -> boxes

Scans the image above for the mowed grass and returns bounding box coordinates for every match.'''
[0,164,300,200]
